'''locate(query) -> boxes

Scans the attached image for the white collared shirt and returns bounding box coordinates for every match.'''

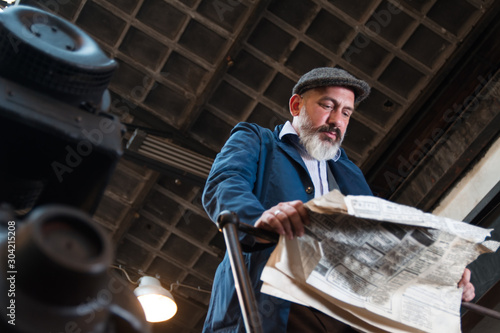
[279,121,340,198]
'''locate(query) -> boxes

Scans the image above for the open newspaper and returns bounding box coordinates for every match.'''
[261,190,499,333]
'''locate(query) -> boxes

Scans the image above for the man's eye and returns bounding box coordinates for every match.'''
[320,103,333,110]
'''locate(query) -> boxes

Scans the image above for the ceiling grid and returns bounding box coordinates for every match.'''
[17,0,500,331]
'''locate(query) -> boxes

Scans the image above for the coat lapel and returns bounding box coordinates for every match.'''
[274,126,309,175]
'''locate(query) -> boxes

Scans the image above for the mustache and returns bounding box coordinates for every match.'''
[317,125,341,137]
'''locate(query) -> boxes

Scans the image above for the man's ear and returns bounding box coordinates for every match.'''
[289,94,302,117]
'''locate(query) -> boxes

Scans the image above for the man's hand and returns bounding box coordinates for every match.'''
[459,268,475,302]
[254,200,309,241]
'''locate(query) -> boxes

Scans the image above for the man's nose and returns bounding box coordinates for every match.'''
[327,110,344,127]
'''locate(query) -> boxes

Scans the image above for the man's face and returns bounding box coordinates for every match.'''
[291,86,355,160]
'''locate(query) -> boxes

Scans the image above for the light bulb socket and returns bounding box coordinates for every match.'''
[134,277,172,298]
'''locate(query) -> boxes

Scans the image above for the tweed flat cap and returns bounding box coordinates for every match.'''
[292,67,370,104]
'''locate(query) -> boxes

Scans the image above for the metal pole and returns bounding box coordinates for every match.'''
[217,211,263,333]
[462,302,500,320]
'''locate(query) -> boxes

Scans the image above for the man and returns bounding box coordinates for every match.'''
[202,67,474,332]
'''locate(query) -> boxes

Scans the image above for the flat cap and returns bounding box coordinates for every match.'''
[292,67,370,104]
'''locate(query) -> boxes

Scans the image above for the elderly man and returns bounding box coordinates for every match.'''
[202,67,474,332]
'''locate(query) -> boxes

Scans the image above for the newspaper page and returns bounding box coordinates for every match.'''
[261,190,499,333]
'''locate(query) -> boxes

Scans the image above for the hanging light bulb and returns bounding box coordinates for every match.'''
[134,276,178,322]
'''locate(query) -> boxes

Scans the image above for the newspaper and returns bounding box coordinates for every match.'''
[261,190,499,333]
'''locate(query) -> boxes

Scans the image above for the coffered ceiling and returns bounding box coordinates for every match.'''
[17,0,500,331]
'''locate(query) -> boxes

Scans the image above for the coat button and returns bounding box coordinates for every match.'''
[305,186,313,194]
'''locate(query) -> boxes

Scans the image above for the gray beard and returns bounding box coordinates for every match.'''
[296,108,343,161]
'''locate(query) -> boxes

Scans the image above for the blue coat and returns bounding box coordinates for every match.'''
[202,122,372,332]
